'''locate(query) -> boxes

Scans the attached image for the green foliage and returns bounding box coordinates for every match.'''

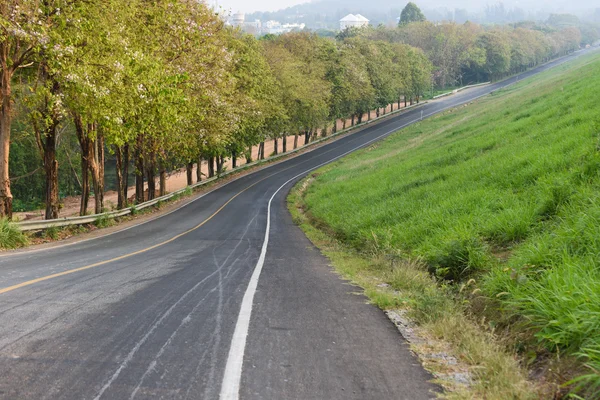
[3,0,596,223]
[399,2,426,25]
[302,53,600,394]
[43,226,60,240]
[0,218,28,249]
[94,214,114,229]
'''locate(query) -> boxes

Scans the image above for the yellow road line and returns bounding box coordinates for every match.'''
[1,128,370,295]
[0,178,265,296]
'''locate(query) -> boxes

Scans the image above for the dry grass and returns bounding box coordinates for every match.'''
[288,183,538,399]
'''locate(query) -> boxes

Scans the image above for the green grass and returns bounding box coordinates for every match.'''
[289,183,536,399]
[299,52,600,397]
[0,218,29,249]
[43,225,60,240]
[94,214,114,229]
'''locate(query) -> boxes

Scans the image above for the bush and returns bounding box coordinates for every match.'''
[94,214,114,228]
[0,218,28,249]
[425,232,491,282]
[43,226,60,240]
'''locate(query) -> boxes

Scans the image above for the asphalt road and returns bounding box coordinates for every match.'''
[0,49,595,400]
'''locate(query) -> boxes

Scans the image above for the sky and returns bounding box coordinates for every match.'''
[212,0,598,14]
[212,0,307,13]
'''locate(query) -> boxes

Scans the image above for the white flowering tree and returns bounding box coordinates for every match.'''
[0,0,50,218]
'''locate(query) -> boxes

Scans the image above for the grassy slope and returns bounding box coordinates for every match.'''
[298,53,600,397]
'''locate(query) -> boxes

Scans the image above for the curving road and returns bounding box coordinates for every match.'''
[0,49,595,400]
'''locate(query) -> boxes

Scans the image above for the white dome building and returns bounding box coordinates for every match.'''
[339,14,370,30]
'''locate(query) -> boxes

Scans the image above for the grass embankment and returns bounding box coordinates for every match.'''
[292,52,600,398]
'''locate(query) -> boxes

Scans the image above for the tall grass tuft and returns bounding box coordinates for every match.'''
[0,218,28,249]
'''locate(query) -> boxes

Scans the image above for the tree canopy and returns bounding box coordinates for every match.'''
[2,0,594,219]
[399,2,426,26]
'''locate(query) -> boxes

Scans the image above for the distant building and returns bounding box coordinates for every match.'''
[339,14,369,30]
[227,12,304,36]
[231,12,245,27]
[263,20,305,35]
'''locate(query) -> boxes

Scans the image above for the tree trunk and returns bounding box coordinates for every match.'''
[80,155,90,215]
[343,119,346,130]
[146,158,155,201]
[217,155,224,174]
[186,162,193,186]
[90,127,105,214]
[246,146,253,164]
[123,144,129,207]
[74,115,91,215]
[294,134,299,149]
[259,142,265,160]
[159,167,167,196]
[34,76,61,220]
[197,156,203,181]
[0,66,13,218]
[333,121,337,134]
[273,138,278,155]
[208,156,215,177]
[282,136,287,153]
[232,150,237,168]
[135,134,145,204]
[368,110,371,121]
[358,114,363,124]
[42,126,59,220]
[115,145,125,210]
[351,115,355,126]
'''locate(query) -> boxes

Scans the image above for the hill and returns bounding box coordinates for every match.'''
[294,52,600,397]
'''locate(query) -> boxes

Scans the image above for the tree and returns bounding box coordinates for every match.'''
[262,33,331,147]
[399,2,426,26]
[225,31,284,163]
[547,14,580,29]
[332,40,375,125]
[476,31,511,81]
[0,1,48,218]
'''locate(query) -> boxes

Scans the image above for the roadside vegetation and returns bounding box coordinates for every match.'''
[293,52,600,397]
[0,218,28,249]
[3,1,595,226]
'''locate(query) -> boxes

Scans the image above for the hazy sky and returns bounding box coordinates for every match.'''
[214,0,307,13]
[213,0,598,14]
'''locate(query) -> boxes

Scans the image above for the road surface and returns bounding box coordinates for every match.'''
[0,49,595,400]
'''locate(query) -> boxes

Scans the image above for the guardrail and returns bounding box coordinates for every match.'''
[433,82,491,99]
[16,100,428,232]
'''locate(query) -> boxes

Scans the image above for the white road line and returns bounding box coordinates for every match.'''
[4,48,589,261]
[219,116,430,400]
[219,51,597,398]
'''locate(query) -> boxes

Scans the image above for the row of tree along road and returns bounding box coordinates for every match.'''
[1,1,597,221]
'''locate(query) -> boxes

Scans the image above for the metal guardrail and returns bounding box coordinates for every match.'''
[16,101,428,232]
[433,82,491,99]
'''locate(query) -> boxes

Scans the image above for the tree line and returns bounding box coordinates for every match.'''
[376,3,595,87]
[1,1,593,220]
